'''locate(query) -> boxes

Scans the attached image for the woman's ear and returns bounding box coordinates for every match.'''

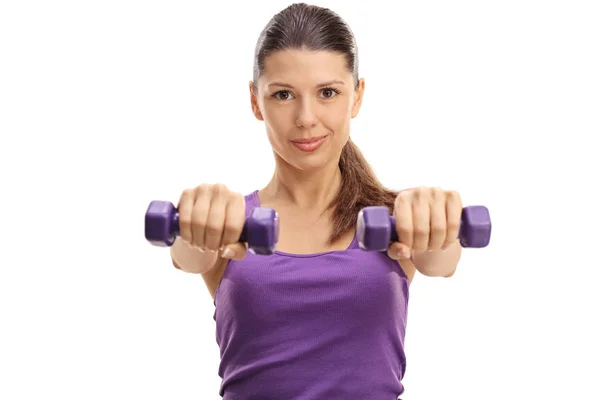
[351,78,365,118]
[249,81,264,121]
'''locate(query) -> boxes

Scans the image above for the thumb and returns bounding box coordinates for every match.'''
[387,242,412,260]
[219,242,248,260]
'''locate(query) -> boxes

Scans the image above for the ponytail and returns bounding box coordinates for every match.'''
[326,138,399,245]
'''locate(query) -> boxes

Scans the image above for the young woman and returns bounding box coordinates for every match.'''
[170,3,463,399]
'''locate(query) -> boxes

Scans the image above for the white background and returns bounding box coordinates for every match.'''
[1,0,598,399]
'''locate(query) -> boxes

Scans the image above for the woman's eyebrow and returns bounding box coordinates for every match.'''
[268,80,346,89]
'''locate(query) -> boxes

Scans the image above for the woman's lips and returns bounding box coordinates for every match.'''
[290,135,328,152]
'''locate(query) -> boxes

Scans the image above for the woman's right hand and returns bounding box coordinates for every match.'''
[171,184,248,273]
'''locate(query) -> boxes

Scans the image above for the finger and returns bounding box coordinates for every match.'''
[386,241,412,260]
[220,242,248,260]
[221,192,245,250]
[443,190,463,250]
[177,189,195,244]
[394,191,413,248]
[204,185,229,251]
[191,185,211,249]
[428,189,447,250]
[412,195,430,252]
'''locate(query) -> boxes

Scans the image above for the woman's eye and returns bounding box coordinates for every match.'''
[321,88,339,98]
[274,91,294,100]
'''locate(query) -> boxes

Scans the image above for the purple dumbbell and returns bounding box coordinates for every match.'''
[144,200,280,255]
[356,205,491,251]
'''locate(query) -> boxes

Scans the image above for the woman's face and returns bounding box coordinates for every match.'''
[250,49,365,172]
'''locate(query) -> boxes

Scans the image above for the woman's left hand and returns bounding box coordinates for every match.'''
[388,186,463,260]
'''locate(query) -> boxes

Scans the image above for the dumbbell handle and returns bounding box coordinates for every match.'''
[357,205,491,251]
[145,200,279,255]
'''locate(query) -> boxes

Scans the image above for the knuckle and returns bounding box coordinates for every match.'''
[447,221,460,231]
[212,183,229,195]
[229,191,242,202]
[400,190,412,199]
[397,225,412,235]
[396,191,411,203]
[178,189,193,207]
[411,187,429,202]
[223,222,239,237]
[179,214,192,227]
[206,223,222,235]
[196,183,210,193]
[414,226,428,237]
[447,190,461,201]
[431,223,446,234]
[181,188,193,199]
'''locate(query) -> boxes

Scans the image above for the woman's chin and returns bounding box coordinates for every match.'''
[286,152,336,172]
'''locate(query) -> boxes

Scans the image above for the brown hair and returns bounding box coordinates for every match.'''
[252,3,399,245]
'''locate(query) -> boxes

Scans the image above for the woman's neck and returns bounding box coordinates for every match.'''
[262,156,342,212]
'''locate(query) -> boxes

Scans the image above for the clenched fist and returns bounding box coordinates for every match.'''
[387,186,463,260]
[176,183,248,260]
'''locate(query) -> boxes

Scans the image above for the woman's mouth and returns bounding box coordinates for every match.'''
[290,135,328,152]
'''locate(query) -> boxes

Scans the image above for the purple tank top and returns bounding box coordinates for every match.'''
[213,190,409,399]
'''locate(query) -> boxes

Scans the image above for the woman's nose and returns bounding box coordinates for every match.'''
[295,98,318,128]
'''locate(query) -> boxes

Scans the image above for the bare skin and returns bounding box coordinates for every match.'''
[172,48,463,299]
[248,49,418,283]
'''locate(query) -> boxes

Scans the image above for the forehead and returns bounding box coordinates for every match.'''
[261,49,351,84]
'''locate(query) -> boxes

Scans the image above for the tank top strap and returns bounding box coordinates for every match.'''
[244,190,260,218]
